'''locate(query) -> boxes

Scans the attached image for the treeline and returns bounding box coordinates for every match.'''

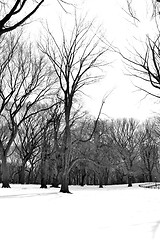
[1,114,160,188]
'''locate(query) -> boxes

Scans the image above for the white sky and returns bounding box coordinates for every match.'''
[28,0,160,121]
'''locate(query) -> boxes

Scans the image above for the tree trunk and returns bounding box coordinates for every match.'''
[59,92,73,193]
[104,168,110,185]
[40,177,47,188]
[19,164,25,184]
[148,171,153,182]
[40,156,47,188]
[60,109,71,193]
[80,169,86,186]
[128,175,132,187]
[60,172,70,193]
[50,176,59,188]
[50,161,59,188]
[93,172,97,185]
[99,174,103,188]
[40,126,48,189]
[28,165,34,184]
[1,154,10,188]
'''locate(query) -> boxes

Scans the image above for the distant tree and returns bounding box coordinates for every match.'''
[69,118,113,187]
[85,120,112,188]
[139,121,158,182]
[109,118,140,187]
[14,114,42,184]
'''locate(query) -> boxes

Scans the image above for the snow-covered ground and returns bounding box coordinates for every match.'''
[0,183,160,240]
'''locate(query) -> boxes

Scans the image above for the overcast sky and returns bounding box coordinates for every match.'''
[30,0,160,121]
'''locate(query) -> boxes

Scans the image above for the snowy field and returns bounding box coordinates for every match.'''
[0,184,160,240]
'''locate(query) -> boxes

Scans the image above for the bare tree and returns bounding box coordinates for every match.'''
[0,34,56,187]
[14,114,42,184]
[77,119,113,188]
[109,118,140,187]
[139,121,158,182]
[39,15,108,193]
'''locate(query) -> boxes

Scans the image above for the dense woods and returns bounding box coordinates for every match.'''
[1,113,160,188]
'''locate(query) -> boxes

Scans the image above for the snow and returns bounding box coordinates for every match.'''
[0,184,160,240]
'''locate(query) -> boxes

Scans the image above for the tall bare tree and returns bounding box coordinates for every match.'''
[39,15,108,193]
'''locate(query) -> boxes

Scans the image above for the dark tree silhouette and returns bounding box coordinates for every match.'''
[39,15,108,193]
